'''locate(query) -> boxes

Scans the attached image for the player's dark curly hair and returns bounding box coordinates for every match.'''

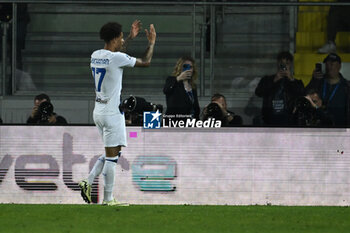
[100,22,122,43]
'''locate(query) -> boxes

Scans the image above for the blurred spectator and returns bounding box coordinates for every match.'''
[202,93,243,126]
[318,0,350,54]
[306,53,350,126]
[0,4,11,22]
[27,93,67,125]
[292,89,333,126]
[0,117,2,124]
[163,55,200,120]
[16,69,36,91]
[255,51,305,126]
[0,3,30,69]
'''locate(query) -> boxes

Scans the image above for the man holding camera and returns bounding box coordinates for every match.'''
[202,93,243,126]
[255,51,305,126]
[26,93,67,125]
[306,53,350,126]
[292,88,334,126]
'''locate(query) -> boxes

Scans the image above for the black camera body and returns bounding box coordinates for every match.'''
[204,103,225,122]
[120,95,163,126]
[38,101,54,123]
[293,97,315,126]
[120,96,162,113]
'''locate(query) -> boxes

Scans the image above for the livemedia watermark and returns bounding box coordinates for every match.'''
[143,111,221,129]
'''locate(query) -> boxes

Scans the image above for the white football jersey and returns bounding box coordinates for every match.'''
[90,49,136,115]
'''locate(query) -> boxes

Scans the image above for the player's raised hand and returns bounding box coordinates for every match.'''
[129,20,142,39]
[145,24,156,45]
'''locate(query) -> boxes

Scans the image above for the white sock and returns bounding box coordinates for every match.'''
[102,156,119,202]
[87,154,105,185]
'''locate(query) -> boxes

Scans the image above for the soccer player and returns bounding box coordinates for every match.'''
[79,20,156,206]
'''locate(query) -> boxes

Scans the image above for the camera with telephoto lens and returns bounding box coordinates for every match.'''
[203,103,225,122]
[119,95,163,126]
[38,101,54,123]
[120,95,162,113]
[293,97,315,126]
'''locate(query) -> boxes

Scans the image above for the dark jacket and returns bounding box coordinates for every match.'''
[255,75,305,125]
[163,76,200,119]
[306,73,350,126]
[27,113,68,125]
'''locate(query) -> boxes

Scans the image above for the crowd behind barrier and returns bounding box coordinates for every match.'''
[17,50,347,127]
[0,1,350,127]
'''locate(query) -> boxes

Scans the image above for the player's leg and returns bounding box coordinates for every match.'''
[102,147,128,206]
[102,146,121,203]
[88,114,107,185]
[87,154,105,184]
[79,113,104,204]
[100,114,129,206]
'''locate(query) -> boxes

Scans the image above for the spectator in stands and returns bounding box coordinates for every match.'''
[163,55,200,120]
[27,93,67,125]
[0,3,30,69]
[202,93,243,126]
[0,4,11,22]
[255,51,305,126]
[306,53,350,126]
[318,0,350,54]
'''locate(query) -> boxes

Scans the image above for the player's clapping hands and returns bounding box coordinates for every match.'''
[129,20,142,39]
[145,24,156,45]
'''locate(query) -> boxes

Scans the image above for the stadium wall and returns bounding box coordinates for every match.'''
[0,126,349,206]
[0,97,257,125]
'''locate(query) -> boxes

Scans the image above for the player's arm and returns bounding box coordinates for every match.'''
[121,20,141,52]
[135,24,156,67]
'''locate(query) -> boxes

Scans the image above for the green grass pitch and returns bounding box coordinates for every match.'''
[0,204,350,233]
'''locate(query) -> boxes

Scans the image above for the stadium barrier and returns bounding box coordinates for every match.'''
[0,126,349,206]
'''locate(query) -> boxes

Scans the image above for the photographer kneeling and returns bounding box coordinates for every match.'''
[27,93,68,125]
[202,93,243,127]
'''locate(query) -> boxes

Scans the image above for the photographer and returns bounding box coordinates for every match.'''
[120,95,163,126]
[27,93,67,125]
[202,93,243,126]
[292,89,333,126]
[255,51,305,126]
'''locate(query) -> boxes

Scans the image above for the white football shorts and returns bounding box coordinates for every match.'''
[93,113,127,147]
